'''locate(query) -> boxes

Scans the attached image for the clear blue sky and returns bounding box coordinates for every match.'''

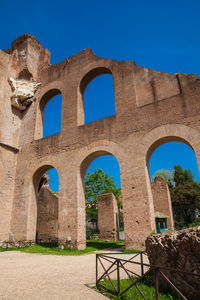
[1,0,200,191]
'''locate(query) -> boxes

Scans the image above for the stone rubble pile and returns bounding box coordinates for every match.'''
[146,227,200,299]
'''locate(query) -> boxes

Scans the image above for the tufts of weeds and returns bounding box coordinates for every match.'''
[97,274,182,300]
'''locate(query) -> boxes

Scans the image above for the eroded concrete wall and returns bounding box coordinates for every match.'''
[146,228,200,299]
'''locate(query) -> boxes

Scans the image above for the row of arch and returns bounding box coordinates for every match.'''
[36,68,115,139]
[19,124,200,247]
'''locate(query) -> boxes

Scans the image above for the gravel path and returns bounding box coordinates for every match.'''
[0,251,149,300]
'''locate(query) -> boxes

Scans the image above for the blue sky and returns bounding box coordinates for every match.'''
[1,0,200,191]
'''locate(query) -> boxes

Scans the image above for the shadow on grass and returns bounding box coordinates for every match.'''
[36,242,58,248]
[87,240,124,250]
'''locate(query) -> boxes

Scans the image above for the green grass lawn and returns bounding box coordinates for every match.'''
[0,240,125,256]
[97,276,181,300]
[122,249,144,254]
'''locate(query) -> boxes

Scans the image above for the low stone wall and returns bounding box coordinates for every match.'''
[0,240,34,248]
[145,227,200,299]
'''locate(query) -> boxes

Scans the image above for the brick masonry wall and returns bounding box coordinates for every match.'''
[1,34,200,249]
[0,145,17,241]
[151,176,174,231]
[37,186,58,241]
[98,193,118,241]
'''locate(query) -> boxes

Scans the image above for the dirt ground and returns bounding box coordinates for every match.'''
[0,251,149,300]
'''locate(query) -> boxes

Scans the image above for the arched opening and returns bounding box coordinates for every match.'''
[80,152,123,243]
[77,67,115,125]
[147,139,200,231]
[35,89,62,139]
[32,165,59,242]
[43,94,62,138]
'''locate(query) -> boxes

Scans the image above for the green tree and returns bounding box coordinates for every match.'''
[171,182,200,226]
[173,164,194,186]
[153,165,200,228]
[153,169,173,188]
[85,169,121,223]
[170,165,200,228]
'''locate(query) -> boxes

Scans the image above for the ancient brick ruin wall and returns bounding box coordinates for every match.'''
[37,186,58,241]
[0,145,17,241]
[151,176,174,231]
[1,34,200,249]
[98,193,118,241]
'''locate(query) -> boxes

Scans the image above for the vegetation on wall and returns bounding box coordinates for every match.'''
[154,165,200,229]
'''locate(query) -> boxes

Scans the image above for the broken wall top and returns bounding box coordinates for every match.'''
[1,33,200,150]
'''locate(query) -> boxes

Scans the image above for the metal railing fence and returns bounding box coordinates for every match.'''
[96,252,200,300]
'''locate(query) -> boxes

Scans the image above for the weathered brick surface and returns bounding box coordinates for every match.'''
[0,145,17,241]
[37,186,58,241]
[1,34,200,249]
[151,176,174,231]
[98,193,118,241]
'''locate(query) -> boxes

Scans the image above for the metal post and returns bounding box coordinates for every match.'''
[96,254,98,286]
[154,268,159,300]
[116,213,120,240]
[140,252,144,276]
[117,259,120,295]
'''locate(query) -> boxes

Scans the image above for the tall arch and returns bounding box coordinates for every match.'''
[142,124,200,233]
[35,88,62,139]
[80,150,114,180]
[146,136,194,168]
[77,67,115,126]
[26,164,59,242]
[141,124,200,163]
[78,145,122,245]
